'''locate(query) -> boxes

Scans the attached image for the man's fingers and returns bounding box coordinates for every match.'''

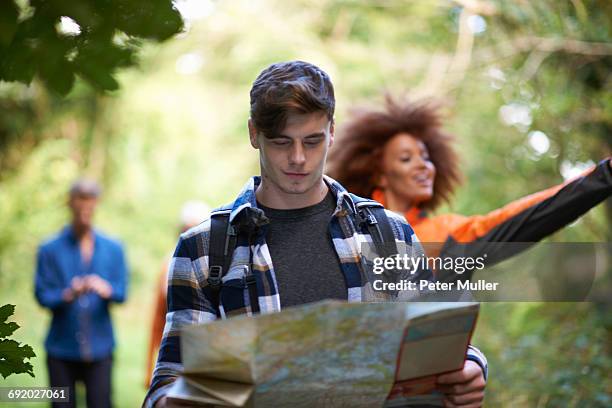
[443,400,483,408]
[79,276,92,292]
[81,275,112,298]
[167,400,202,408]
[444,389,485,405]
[437,361,482,385]
[436,360,482,384]
[71,276,85,293]
[436,369,467,385]
[437,362,485,408]
[84,274,97,285]
[81,275,109,294]
[437,374,486,395]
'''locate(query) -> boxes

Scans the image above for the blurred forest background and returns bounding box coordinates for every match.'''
[0,0,611,406]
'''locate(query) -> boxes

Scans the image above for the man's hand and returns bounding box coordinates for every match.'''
[436,360,486,408]
[154,396,202,408]
[153,397,167,408]
[83,274,113,299]
[62,276,87,302]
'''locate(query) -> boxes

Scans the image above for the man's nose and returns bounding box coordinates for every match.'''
[289,143,306,166]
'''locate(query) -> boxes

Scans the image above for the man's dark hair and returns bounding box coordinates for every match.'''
[249,60,335,138]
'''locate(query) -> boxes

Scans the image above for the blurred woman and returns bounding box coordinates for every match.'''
[145,201,209,388]
[328,96,612,261]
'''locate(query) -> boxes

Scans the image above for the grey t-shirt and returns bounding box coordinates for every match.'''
[258,192,348,308]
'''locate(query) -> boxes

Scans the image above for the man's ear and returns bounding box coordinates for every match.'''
[248,119,260,149]
[328,119,335,148]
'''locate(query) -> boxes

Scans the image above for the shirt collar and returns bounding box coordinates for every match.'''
[371,188,427,225]
[61,225,99,244]
[228,175,357,224]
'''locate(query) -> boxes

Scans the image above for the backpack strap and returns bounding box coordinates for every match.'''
[351,196,398,258]
[352,197,400,294]
[245,270,260,314]
[208,208,260,315]
[208,210,237,302]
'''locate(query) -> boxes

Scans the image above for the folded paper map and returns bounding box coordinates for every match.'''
[166,300,479,407]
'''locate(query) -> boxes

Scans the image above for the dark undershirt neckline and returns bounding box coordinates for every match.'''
[257,192,335,220]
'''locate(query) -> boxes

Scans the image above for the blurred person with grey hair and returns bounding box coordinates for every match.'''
[144,201,210,388]
[35,178,129,408]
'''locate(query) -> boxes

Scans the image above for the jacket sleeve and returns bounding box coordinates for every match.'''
[143,232,218,408]
[34,245,67,310]
[447,159,612,244]
[108,244,128,303]
[466,344,488,381]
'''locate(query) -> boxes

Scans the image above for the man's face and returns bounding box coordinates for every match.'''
[68,193,98,229]
[250,111,334,197]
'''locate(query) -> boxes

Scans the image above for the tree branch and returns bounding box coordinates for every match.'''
[474,36,612,66]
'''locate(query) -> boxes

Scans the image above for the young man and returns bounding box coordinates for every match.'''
[145,61,487,408]
[35,179,129,408]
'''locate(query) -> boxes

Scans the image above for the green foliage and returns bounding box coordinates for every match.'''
[0,304,36,379]
[0,0,183,95]
[0,0,184,177]
[0,305,19,338]
[476,303,612,407]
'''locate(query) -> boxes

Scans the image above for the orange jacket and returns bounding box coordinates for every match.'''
[145,261,169,388]
[372,159,612,257]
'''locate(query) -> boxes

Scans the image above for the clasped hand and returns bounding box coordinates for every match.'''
[63,275,112,301]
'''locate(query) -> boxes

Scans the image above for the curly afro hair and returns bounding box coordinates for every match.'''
[327,95,462,210]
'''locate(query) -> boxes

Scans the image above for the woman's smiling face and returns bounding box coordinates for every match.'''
[379,133,436,208]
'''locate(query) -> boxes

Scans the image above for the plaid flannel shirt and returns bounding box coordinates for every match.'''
[144,175,488,406]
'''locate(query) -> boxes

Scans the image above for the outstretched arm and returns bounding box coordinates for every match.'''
[447,158,612,244]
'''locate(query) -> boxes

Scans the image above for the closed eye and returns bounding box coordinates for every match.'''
[304,138,323,146]
[271,140,290,146]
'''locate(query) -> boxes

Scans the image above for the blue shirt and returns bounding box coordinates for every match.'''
[35,226,129,361]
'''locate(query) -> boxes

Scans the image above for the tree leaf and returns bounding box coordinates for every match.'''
[0,339,36,379]
[0,0,19,47]
[0,0,183,94]
[0,305,15,324]
[0,321,19,339]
